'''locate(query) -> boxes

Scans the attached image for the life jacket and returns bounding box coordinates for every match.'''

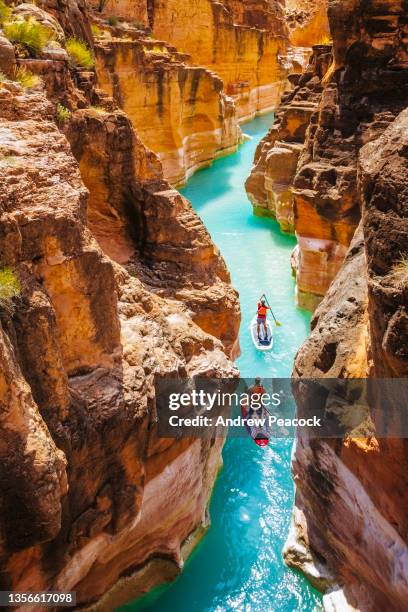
[249,386,266,411]
[258,303,267,317]
[251,385,265,396]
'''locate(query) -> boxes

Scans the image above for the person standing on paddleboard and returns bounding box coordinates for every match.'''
[257,299,270,340]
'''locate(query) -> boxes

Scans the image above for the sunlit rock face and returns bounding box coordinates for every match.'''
[285,0,330,47]
[285,6,408,607]
[359,109,408,380]
[148,0,289,121]
[245,44,332,233]
[291,0,408,309]
[67,106,241,356]
[288,118,408,607]
[0,78,240,608]
[0,0,241,604]
[94,32,241,186]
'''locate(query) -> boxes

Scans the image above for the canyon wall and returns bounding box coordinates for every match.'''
[285,1,408,610]
[245,43,332,232]
[147,0,290,121]
[292,0,408,309]
[285,0,330,47]
[0,2,240,608]
[89,0,331,186]
[92,0,330,124]
[247,0,408,310]
[94,27,241,185]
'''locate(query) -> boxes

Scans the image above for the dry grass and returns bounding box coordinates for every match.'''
[144,44,169,55]
[0,155,18,167]
[0,0,11,25]
[0,267,21,312]
[4,17,55,56]
[317,34,333,45]
[14,65,40,88]
[89,105,107,114]
[387,256,408,288]
[66,37,94,69]
[91,23,102,36]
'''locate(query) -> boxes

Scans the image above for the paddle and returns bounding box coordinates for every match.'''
[260,293,282,327]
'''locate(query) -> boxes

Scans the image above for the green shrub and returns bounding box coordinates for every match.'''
[107,15,118,26]
[66,37,94,69]
[4,17,55,56]
[56,102,71,124]
[91,23,103,37]
[89,105,107,114]
[0,71,8,83]
[14,65,40,88]
[0,0,11,25]
[0,267,21,312]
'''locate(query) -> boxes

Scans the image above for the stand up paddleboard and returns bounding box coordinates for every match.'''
[250,316,273,351]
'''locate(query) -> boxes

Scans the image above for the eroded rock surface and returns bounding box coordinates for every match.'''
[95,30,242,185]
[148,0,290,121]
[292,0,408,309]
[0,1,241,605]
[245,43,332,232]
[285,0,329,47]
[287,68,408,612]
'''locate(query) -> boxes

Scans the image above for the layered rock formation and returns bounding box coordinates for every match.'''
[284,2,408,610]
[245,43,332,232]
[292,0,408,308]
[287,118,408,609]
[0,2,241,608]
[148,0,289,120]
[247,0,408,310]
[87,0,332,187]
[66,106,240,354]
[285,0,330,47]
[94,29,241,185]
[91,0,330,124]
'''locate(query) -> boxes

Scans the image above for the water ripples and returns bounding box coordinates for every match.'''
[124,113,321,612]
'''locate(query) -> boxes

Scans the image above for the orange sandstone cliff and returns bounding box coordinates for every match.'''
[0,1,241,608]
[94,25,242,185]
[148,0,289,121]
[88,0,330,187]
[285,0,329,47]
[248,0,408,310]
[292,0,408,309]
[282,1,408,610]
[94,0,329,124]
[245,43,332,232]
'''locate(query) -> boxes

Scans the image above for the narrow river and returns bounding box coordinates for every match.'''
[124,113,322,611]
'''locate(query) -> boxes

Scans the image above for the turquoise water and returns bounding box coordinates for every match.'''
[122,114,321,611]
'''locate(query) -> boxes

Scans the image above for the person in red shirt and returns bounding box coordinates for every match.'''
[247,377,266,418]
[257,299,270,340]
